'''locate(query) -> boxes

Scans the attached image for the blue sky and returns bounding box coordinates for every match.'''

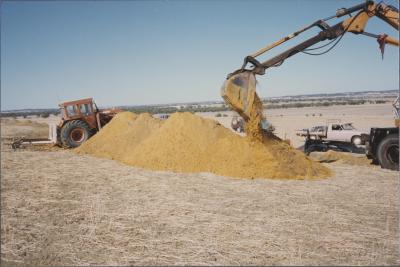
[1,0,399,110]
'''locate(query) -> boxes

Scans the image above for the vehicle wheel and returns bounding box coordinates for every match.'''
[351,135,362,146]
[377,134,399,171]
[60,120,91,148]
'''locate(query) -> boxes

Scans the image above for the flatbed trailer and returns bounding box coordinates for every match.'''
[302,132,364,155]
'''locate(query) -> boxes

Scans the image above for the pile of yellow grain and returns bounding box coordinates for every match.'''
[76,111,330,179]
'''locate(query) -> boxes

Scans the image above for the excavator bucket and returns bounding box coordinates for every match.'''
[221,71,259,121]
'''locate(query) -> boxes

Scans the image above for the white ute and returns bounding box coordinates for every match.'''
[296,121,369,145]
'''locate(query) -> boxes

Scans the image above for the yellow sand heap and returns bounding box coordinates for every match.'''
[76,111,330,179]
[75,112,162,161]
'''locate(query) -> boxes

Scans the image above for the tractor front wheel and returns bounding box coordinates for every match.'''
[60,120,91,148]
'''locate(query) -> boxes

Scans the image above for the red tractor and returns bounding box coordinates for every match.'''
[58,98,121,148]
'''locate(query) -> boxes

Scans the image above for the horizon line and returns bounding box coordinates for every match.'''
[1,88,398,112]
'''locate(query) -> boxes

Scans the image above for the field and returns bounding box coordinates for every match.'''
[1,103,399,265]
[203,103,395,148]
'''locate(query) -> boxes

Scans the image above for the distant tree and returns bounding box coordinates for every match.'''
[40,113,50,118]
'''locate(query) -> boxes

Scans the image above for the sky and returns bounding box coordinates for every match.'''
[1,0,399,110]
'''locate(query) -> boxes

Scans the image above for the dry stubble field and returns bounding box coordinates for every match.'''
[1,105,399,266]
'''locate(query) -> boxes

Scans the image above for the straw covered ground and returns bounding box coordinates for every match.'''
[1,115,399,265]
[0,118,48,140]
[1,143,399,266]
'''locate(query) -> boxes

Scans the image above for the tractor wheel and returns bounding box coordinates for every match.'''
[377,134,399,171]
[351,135,362,146]
[60,120,91,148]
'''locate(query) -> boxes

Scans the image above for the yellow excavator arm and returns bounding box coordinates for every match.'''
[374,2,399,30]
[221,1,399,130]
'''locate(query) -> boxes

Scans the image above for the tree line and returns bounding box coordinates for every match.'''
[0,99,389,118]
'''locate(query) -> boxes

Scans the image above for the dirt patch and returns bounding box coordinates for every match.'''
[1,119,49,139]
[309,151,372,166]
[77,111,330,179]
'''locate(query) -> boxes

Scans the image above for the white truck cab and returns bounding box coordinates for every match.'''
[327,122,365,145]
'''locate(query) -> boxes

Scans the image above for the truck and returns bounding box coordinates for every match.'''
[231,116,245,133]
[364,97,399,170]
[296,120,369,145]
